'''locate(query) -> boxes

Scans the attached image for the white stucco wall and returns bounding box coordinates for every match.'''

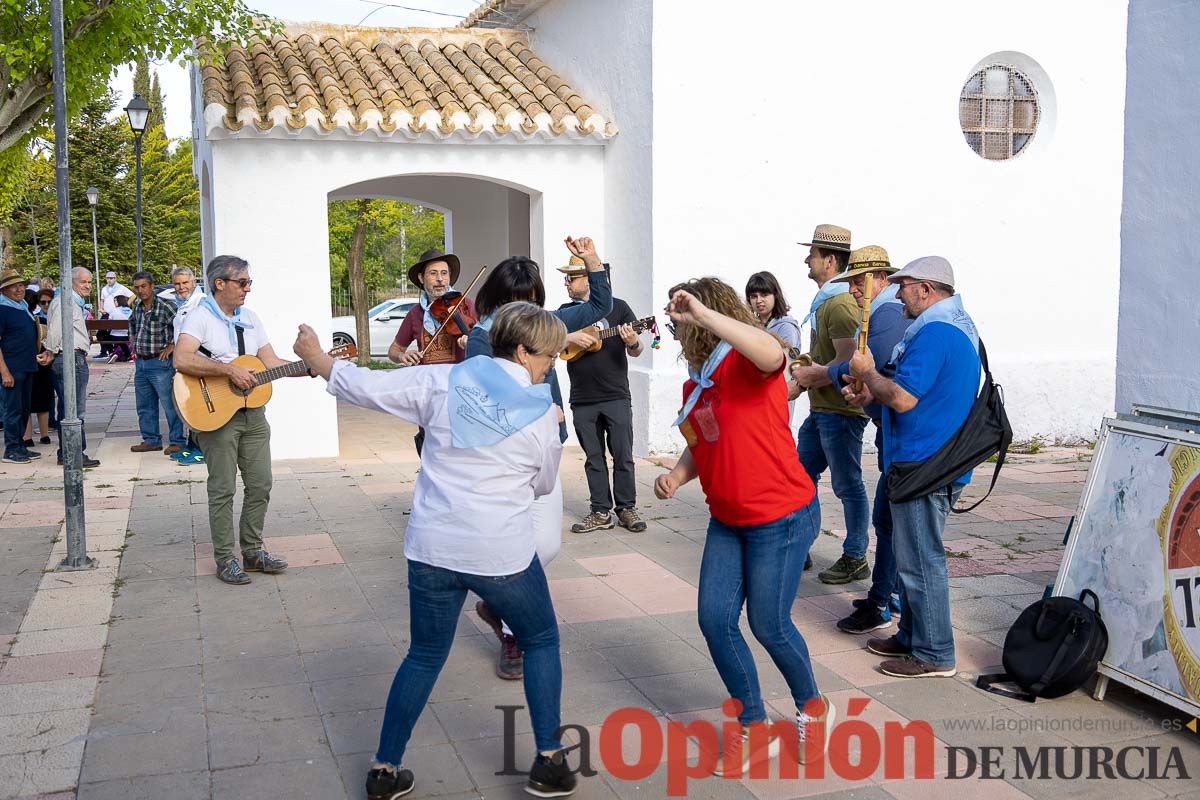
[202,137,604,459]
[1116,0,1200,415]
[644,0,1127,451]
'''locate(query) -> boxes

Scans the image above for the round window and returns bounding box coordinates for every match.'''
[959,64,1040,160]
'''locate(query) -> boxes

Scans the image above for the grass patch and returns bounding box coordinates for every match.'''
[152,479,202,486]
[95,483,113,489]
[945,548,971,559]
[1011,435,1048,455]
[364,360,404,370]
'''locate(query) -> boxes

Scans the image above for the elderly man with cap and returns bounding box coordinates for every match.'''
[793,224,872,585]
[793,246,912,634]
[97,270,134,359]
[0,269,42,463]
[842,256,981,678]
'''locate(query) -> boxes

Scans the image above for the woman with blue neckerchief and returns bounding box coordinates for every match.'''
[652,276,834,776]
[294,303,579,800]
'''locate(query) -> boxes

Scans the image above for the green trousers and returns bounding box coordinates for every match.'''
[195,407,273,564]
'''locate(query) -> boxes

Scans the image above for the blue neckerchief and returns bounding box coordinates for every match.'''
[448,356,553,447]
[0,295,34,321]
[475,312,494,332]
[803,282,850,336]
[419,288,458,336]
[890,294,979,364]
[199,295,254,349]
[853,284,903,338]
[672,340,733,426]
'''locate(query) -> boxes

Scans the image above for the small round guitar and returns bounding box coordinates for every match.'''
[560,316,657,363]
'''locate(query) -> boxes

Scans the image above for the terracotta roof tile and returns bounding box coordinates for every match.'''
[198,22,614,141]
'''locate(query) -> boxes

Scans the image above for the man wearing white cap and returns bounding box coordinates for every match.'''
[843,256,981,679]
[98,271,134,359]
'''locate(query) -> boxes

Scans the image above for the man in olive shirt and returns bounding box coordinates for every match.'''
[793,224,870,584]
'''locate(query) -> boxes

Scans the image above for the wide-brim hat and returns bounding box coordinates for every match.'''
[408,249,461,289]
[556,255,587,277]
[798,224,852,253]
[831,245,896,283]
[0,269,26,291]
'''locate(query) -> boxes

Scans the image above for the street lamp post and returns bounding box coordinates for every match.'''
[86,185,100,311]
[123,94,149,271]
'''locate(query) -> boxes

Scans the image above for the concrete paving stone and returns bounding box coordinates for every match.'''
[0,648,103,684]
[334,745,474,800]
[862,677,1006,724]
[282,594,377,626]
[602,764,756,799]
[947,575,1045,598]
[80,710,207,782]
[87,696,203,739]
[200,628,298,661]
[205,681,319,722]
[212,753,349,800]
[312,671,395,715]
[322,706,447,755]
[0,707,91,755]
[598,639,716,679]
[431,695,533,742]
[105,614,198,649]
[292,620,391,653]
[198,608,290,637]
[99,637,202,675]
[203,652,308,691]
[301,643,401,683]
[9,626,108,657]
[950,597,1022,635]
[117,556,199,582]
[207,713,331,769]
[0,741,85,799]
[0,677,97,715]
[20,589,114,632]
[96,660,201,707]
[75,770,211,800]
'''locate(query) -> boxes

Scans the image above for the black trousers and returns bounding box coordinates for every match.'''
[571,398,636,513]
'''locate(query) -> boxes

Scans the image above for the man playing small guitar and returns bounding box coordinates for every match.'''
[174,255,307,585]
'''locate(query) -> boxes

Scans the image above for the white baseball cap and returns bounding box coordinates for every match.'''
[890,256,955,289]
[105,271,117,278]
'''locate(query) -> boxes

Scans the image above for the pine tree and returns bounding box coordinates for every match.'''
[133,60,151,106]
[149,73,166,132]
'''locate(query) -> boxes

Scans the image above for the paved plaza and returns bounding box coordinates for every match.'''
[0,362,1198,799]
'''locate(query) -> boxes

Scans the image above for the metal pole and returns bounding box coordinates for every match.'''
[50,0,94,572]
[134,134,143,271]
[90,207,100,311]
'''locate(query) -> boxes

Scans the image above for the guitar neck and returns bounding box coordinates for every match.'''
[597,318,653,340]
[254,360,309,385]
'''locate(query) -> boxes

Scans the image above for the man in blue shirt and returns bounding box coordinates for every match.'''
[793,246,912,635]
[843,256,981,679]
[0,269,42,463]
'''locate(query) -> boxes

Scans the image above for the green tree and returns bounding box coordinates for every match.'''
[148,71,164,132]
[327,199,445,304]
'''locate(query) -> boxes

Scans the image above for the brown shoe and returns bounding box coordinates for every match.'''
[878,654,957,678]
[130,442,160,452]
[866,635,911,658]
[164,445,183,455]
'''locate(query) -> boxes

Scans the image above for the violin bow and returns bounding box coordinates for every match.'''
[854,273,874,392]
[416,265,488,362]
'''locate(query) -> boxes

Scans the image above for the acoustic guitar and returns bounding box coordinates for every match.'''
[561,316,657,363]
[173,344,356,432]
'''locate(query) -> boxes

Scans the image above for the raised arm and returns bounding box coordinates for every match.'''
[666,289,784,374]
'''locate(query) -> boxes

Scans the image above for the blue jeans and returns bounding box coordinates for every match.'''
[892,485,962,667]
[796,411,869,559]
[698,504,820,725]
[866,429,898,608]
[51,351,88,457]
[375,556,562,767]
[1,372,33,455]
[134,356,185,447]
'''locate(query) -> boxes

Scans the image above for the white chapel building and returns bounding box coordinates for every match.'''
[192,0,1128,459]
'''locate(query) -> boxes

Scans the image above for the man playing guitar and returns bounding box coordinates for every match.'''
[174,255,306,586]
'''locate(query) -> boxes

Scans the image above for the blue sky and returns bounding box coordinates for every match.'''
[108,0,484,139]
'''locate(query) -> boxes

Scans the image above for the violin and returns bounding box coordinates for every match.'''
[406,265,487,365]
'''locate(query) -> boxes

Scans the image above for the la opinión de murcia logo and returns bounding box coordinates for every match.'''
[495,700,1192,796]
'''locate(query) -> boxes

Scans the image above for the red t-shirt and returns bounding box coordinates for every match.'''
[682,349,815,526]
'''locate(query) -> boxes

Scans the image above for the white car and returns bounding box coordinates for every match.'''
[331,298,418,358]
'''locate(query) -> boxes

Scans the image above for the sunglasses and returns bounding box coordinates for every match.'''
[220,278,253,289]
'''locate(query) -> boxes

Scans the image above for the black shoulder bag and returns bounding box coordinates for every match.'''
[885,339,1012,512]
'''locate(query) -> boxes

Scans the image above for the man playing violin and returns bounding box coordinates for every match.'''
[389,249,477,367]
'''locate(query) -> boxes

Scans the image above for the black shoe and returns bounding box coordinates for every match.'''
[804,555,813,571]
[837,604,892,635]
[854,596,903,616]
[526,750,576,797]
[22,448,42,460]
[366,766,415,799]
[39,436,51,445]
[216,558,251,585]
[57,455,100,468]
[866,635,911,658]
[22,438,34,447]
[243,550,288,574]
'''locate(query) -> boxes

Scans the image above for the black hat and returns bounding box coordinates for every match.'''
[408,249,461,289]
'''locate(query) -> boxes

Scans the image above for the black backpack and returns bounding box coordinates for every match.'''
[886,339,1012,513]
[976,589,1109,702]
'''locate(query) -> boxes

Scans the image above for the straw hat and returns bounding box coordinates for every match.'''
[407,249,461,289]
[556,255,587,277]
[0,269,27,292]
[798,224,852,253]
[831,245,896,283]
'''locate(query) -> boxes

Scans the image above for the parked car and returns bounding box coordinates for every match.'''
[332,298,418,358]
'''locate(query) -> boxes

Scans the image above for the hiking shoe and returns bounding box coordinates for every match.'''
[366,766,415,799]
[243,550,288,574]
[22,448,41,460]
[2,452,31,464]
[853,596,902,617]
[878,654,957,678]
[616,507,647,532]
[837,604,893,635]
[475,600,505,642]
[797,695,836,765]
[175,450,205,465]
[130,442,160,452]
[571,510,614,533]
[818,554,870,584]
[497,633,524,681]
[164,445,183,455]
[216,559,251,585]
[866,635,911,658]
[711,718,780,777]
[526,750,576,797]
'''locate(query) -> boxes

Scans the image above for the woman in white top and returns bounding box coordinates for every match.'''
[293,302,578,800]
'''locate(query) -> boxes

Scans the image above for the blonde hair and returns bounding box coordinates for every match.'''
[490,301,567,360]
[669,277,767,370]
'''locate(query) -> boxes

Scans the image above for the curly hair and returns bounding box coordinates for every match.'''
[669,276,766,370]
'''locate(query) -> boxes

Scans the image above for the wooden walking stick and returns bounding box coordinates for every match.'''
[854,273,874,392]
